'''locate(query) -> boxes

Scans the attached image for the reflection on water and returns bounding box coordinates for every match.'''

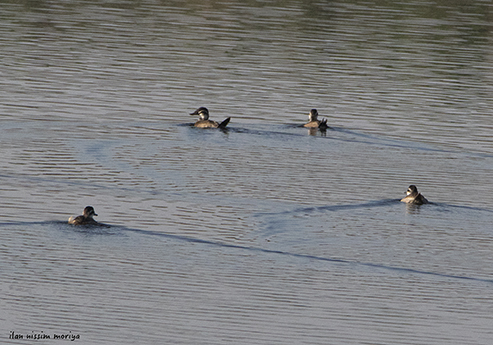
[1,0,493,344]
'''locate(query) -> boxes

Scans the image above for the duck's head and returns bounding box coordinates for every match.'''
[190,107,209,121]
[83,206,98,218]
[309,109,319,122]
[405,185,418,196]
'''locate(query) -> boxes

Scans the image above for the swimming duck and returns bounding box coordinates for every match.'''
[304,109,328,129]
[68,206,99,225]
[190,107,231,129]
[400,185,428,205]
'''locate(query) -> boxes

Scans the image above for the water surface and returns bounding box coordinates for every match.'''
[1,1,492,344]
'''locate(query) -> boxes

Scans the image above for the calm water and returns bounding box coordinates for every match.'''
[1,0,493,344]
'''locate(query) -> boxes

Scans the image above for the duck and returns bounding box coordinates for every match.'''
[68,206,99,225]
[400,185,429,205]
[303,109,328,130]
[190,107,231,129]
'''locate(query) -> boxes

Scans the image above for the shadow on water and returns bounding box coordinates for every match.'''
[176,121,493,158]
[256,198,400,217]
[255,198,493,217]
[0,220,122,236]
[207,124,493,157]
[116,226,493,285]
[431,202,493,214]
[2,218,492,284]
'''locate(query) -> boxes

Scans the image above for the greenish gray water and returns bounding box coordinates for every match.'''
[1,1,492,344]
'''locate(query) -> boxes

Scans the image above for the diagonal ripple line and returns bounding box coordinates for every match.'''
[120,226,493,285]
[255,199,493,217]
[2,220,492,285]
